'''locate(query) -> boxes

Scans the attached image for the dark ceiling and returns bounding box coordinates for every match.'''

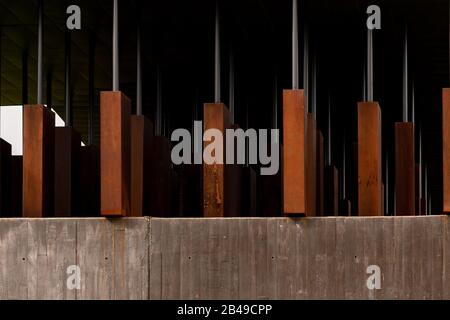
[0,0,449,212]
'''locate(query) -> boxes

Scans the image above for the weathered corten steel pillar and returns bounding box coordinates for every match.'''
[149,136,171,216]
[357,102,382,216]
[130,116,153,216]
[395,122,415,215]
[0,140,12,216]
[305,113,317,215]
[100,0,132,216]
[101,92,131,216]
[443,88,450,214]
[203,103,231,217]
[54,128,81,216]
[11,156,22,217]
[317,131,324,216]
[23,0,56,217]
[23,105,55,217]
[283,90,305,215]
[415,164,421,215]
[324,165,338,216]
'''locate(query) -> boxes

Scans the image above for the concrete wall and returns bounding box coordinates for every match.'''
[0,216,449,299]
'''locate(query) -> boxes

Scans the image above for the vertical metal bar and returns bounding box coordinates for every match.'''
[303,28,309,112]
[367,29,373,102]
[419,126,422,199]
[342,137,346,199]
[229,48,234,123]
[46,71,52,108]
[112,0,119,91]
[424,164,428,214]
[88,33,95,145]
[273,74,278,130]
[0,27,2,108]
[363,63,367,102]
[403,29,408,122]
[22,49,29,105]
[292,0,299,89]
[156,68,162,135]
[37,0,43,104]
[245,102,249,167]
[411,83,415,124]
[327,97,331,165]
[386,153,389,215]
[136,23,142,116]
[214,0,220,103]
[65,30,71,126]
[312,58,317,116]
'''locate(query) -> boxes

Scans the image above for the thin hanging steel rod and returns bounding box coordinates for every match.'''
[403,29,408,122]
[229,48,234,123]
[292,0,299,89]
[136,23,142,116]
[367,29,373,102]
[37,0,43,104]
[214,0,221,103]
[303,29,309,112]
[88,33,95,145]
[65,31,71,126]
[113,0,119,91]
[327,97,331,166]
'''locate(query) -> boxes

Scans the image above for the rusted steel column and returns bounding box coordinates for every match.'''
[54,127,81,216]
[178,164,202,217]
[305,113,317,216]
[395,122,415,215]
[203,103,230,217]
[100,92,131,216]
[149,136,172,217]
[79,145,100,216]
[317,131,324,216]
[443,88,450,213]
[324,165,338,216]
[130,115,153,216]
[23,105,55,217]
[11,156,22,217]
[0,140,12,216]
[282,89,305,215]
[242,166,257,216]
[415,164,421,215]
[224,124,242,217]
[357,102,382,216]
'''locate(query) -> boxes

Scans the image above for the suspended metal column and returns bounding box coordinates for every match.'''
[100,0,132,217]
[282,0,307,216]
[357,20,383,216]
[22,0,56,217]
[395,30,415,216]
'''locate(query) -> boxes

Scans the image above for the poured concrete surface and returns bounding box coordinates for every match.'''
[0,216,449,299]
